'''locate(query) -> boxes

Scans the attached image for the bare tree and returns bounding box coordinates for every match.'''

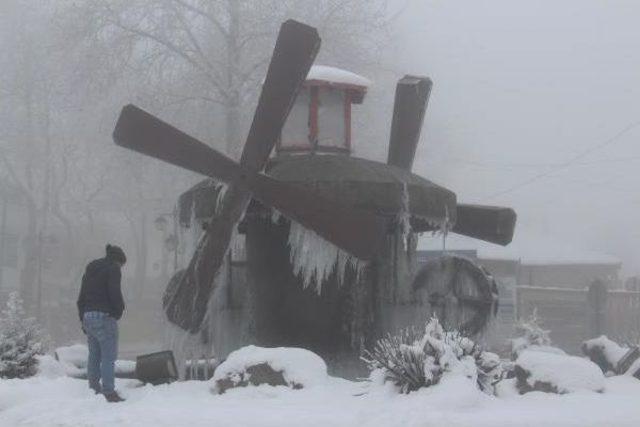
[65,0,391,157]
[0,0,394,334]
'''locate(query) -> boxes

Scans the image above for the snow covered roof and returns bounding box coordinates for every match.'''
[306,65,372,88]
[418,228,621,266]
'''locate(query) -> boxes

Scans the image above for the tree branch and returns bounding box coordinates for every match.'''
[171,0,229,37]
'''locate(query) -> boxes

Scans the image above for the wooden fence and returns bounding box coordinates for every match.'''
[516,284,640,354]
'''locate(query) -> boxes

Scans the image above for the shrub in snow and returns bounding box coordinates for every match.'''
[211,345,328,394]
[514,350,605,394]
[362,317,503,394]
[511,309,564,359]
[0,292,48,379]
[476,351,504,393]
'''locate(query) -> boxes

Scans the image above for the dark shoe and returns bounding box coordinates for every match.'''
[103,391,125,403]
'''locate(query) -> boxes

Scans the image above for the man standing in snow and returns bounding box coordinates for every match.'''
[77,244,127,402]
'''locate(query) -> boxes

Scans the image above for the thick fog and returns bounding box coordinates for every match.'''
[396,0,640,274]
[1,0,639,352]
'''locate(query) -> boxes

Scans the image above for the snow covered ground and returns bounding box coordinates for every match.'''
[2,358,640,427]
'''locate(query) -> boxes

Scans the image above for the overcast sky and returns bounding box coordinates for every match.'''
[391,0,640,274]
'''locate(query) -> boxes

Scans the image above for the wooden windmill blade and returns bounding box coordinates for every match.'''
[384,76,517,244]
[115,20,321,331]
[168,20,321,331]
[113,105,241,182]
[451,204,516,246]
[113,105,384,260]
[240,19,320,170]
[113,20,387,332]
[387,75,432,171]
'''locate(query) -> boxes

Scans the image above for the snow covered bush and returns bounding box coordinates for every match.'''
[0,292,49,379]
[362,317,503,394]
[511,309,564,359]
[211,345,328,394]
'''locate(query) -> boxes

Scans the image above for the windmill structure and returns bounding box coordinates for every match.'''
[113,20,516,367]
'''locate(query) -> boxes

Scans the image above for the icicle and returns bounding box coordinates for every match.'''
[161,181,235,378]
[271,208,282,224]
[163,320,200,380]
[396,182,412,250]
[162,245,228,378]
[162,272,223,378]
[441,205,450,252]
[214,182,229,214]
[287,221,366,294]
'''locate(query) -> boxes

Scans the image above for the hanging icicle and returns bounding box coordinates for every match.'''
[287,220,366,294]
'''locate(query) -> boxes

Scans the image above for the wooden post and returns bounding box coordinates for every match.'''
[587,280,608,337]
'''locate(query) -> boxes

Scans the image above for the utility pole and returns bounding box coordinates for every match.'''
[36,230,43,320]
[0,195,7,288]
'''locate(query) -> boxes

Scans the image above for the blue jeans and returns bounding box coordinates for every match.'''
[83,311,118,394]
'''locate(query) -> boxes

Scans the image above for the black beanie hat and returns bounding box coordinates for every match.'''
[106,244,127,264]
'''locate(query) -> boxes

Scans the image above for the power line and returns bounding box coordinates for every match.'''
[434,155,640,170]
[482,120,640,201]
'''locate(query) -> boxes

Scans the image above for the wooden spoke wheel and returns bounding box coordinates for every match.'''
[412,255,498,336]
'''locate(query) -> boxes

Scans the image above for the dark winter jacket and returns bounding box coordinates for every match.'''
[77,257,125,321]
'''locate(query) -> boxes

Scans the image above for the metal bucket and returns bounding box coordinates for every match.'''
[135,351,178,385]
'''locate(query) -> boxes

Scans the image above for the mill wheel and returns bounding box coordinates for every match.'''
[412,255,498,336]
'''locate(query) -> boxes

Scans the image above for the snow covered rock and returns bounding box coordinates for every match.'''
[623,354,640,380]
[211,346,328,394]
[581,336,638,377]
[54,344,88,369]
[35,354,86,378]
[494,377,519,397]
[116,360,137,377]
[513,343,566,358]
[515,350,605,394]
[35,355,72,378]
[52,344,135,379]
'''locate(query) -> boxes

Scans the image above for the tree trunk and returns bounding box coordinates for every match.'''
[130,211,149,302]
[20,197,38,313]
[0,196,7,288]
[224,0,242,158]
[18,33,39,315]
